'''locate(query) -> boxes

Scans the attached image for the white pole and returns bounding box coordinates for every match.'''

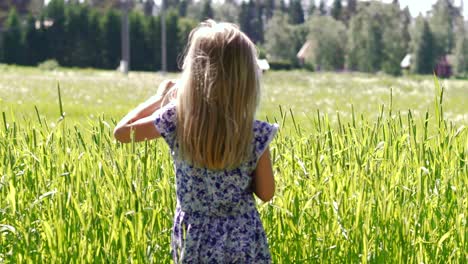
[161,0,167,75]
[121,0,130,74]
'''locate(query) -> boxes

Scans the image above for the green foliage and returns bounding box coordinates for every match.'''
[213,2,239,23]
[347,2,408,74]
[429,0,458,57]
[331,0,342,20]
[23,15,40,65]
[264,0,275,20]
[319,0,327,16]
[45,0,66,65]
[347,3,382,72]
[38,59,60,71]
[2,8,24,64]
[146,15,162,71]
[307,0,316,17]
[129,11,147,71]
[264,12,296,62]
[289,0,304,24]
[239,0,263,43]
[178,0,188,17]
[411,16,436,74]
[87,9,103,68]
[166,9,180,71]
[0,0,465,76]
[304,15,347,71]
[453,19,468,76]
[177,17,198,54]
[200,0,214,20]
[100,9,121,69]
[381,5,407,75]
[63,3,91,67]
[268,60,294,70]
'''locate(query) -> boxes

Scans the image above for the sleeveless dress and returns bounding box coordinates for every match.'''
[154,103,279,264]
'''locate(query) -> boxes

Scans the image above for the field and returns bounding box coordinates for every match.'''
[0,66,467,263]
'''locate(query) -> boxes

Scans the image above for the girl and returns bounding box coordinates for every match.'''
[114,20,278,263]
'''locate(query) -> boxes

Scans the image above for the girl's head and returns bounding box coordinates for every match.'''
[176,20,260,170]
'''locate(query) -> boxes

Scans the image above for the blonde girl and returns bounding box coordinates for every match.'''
[114,20,278,263]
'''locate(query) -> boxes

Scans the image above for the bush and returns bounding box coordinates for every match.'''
[268,60,294,70]
[38,59,60,71]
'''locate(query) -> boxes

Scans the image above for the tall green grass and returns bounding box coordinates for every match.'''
[0,76,466,263]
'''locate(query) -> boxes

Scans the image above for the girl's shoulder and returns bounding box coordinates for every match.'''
[252,120,279,161]
[253,120,279,134]
[154,102,177,147]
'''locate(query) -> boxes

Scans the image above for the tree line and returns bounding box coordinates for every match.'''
[0,0,197,71]
[263,0,468,76]
[0,0,467,75]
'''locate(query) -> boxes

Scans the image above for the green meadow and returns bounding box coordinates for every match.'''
[0,66,467,263]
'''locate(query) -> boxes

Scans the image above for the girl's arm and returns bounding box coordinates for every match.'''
[113,80,176,143]
[252,148,275,202]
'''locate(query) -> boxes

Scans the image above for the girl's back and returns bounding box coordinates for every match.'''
[154,103,277,262]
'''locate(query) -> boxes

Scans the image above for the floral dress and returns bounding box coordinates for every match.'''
[154,103,279,263]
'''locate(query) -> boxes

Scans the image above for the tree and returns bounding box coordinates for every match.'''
[253,0,264,43]
[239,0,262,43]
[239,1,252,40]
[213,2,239,23]
[23,14,41,65]
[331,0,342,20]
[319,0,327,16]
[178,0,188,17]
[305,15,347,70]
[347,0,357,15]
[101,9,121,69]
[2,8,24,64]
[343,0,357,24]
[411,15,435,74]
[453,18,468,75]
[307,0,316,17]
[289,0,304,24]
[347,3,383,72]
[279,0,287,13]
[143,0,155,16]
[35,14,50,63]
[200,0,214,20]
[264,12,296,62]
[177,17,198,58]
[264,0,275,20]
[45,0,66,64]
[401,6,411,50]
[145,15,161,71]
[63,4,90,67]
[29,0,46,16]
[87,9,103,68]
[429,0,459,57]
[346,2,406,74]
[129,11,147,70]
[381,4,407,75]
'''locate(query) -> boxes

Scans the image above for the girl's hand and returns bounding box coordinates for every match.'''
[156,79,178,99]
[113,79,178,143]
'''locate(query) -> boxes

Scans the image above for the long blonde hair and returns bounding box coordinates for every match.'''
[176,20,260,170]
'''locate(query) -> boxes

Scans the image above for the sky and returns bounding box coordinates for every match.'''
[43,0,468,18]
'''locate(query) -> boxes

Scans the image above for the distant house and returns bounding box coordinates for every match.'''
[400,54,411,69]
[257,59,270,72]
[400,53,454,78]
[35,19,54,30]
[435,55,453,78]
[297,40,313,65]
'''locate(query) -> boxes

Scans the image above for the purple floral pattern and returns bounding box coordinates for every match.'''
[154,103,279,263]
